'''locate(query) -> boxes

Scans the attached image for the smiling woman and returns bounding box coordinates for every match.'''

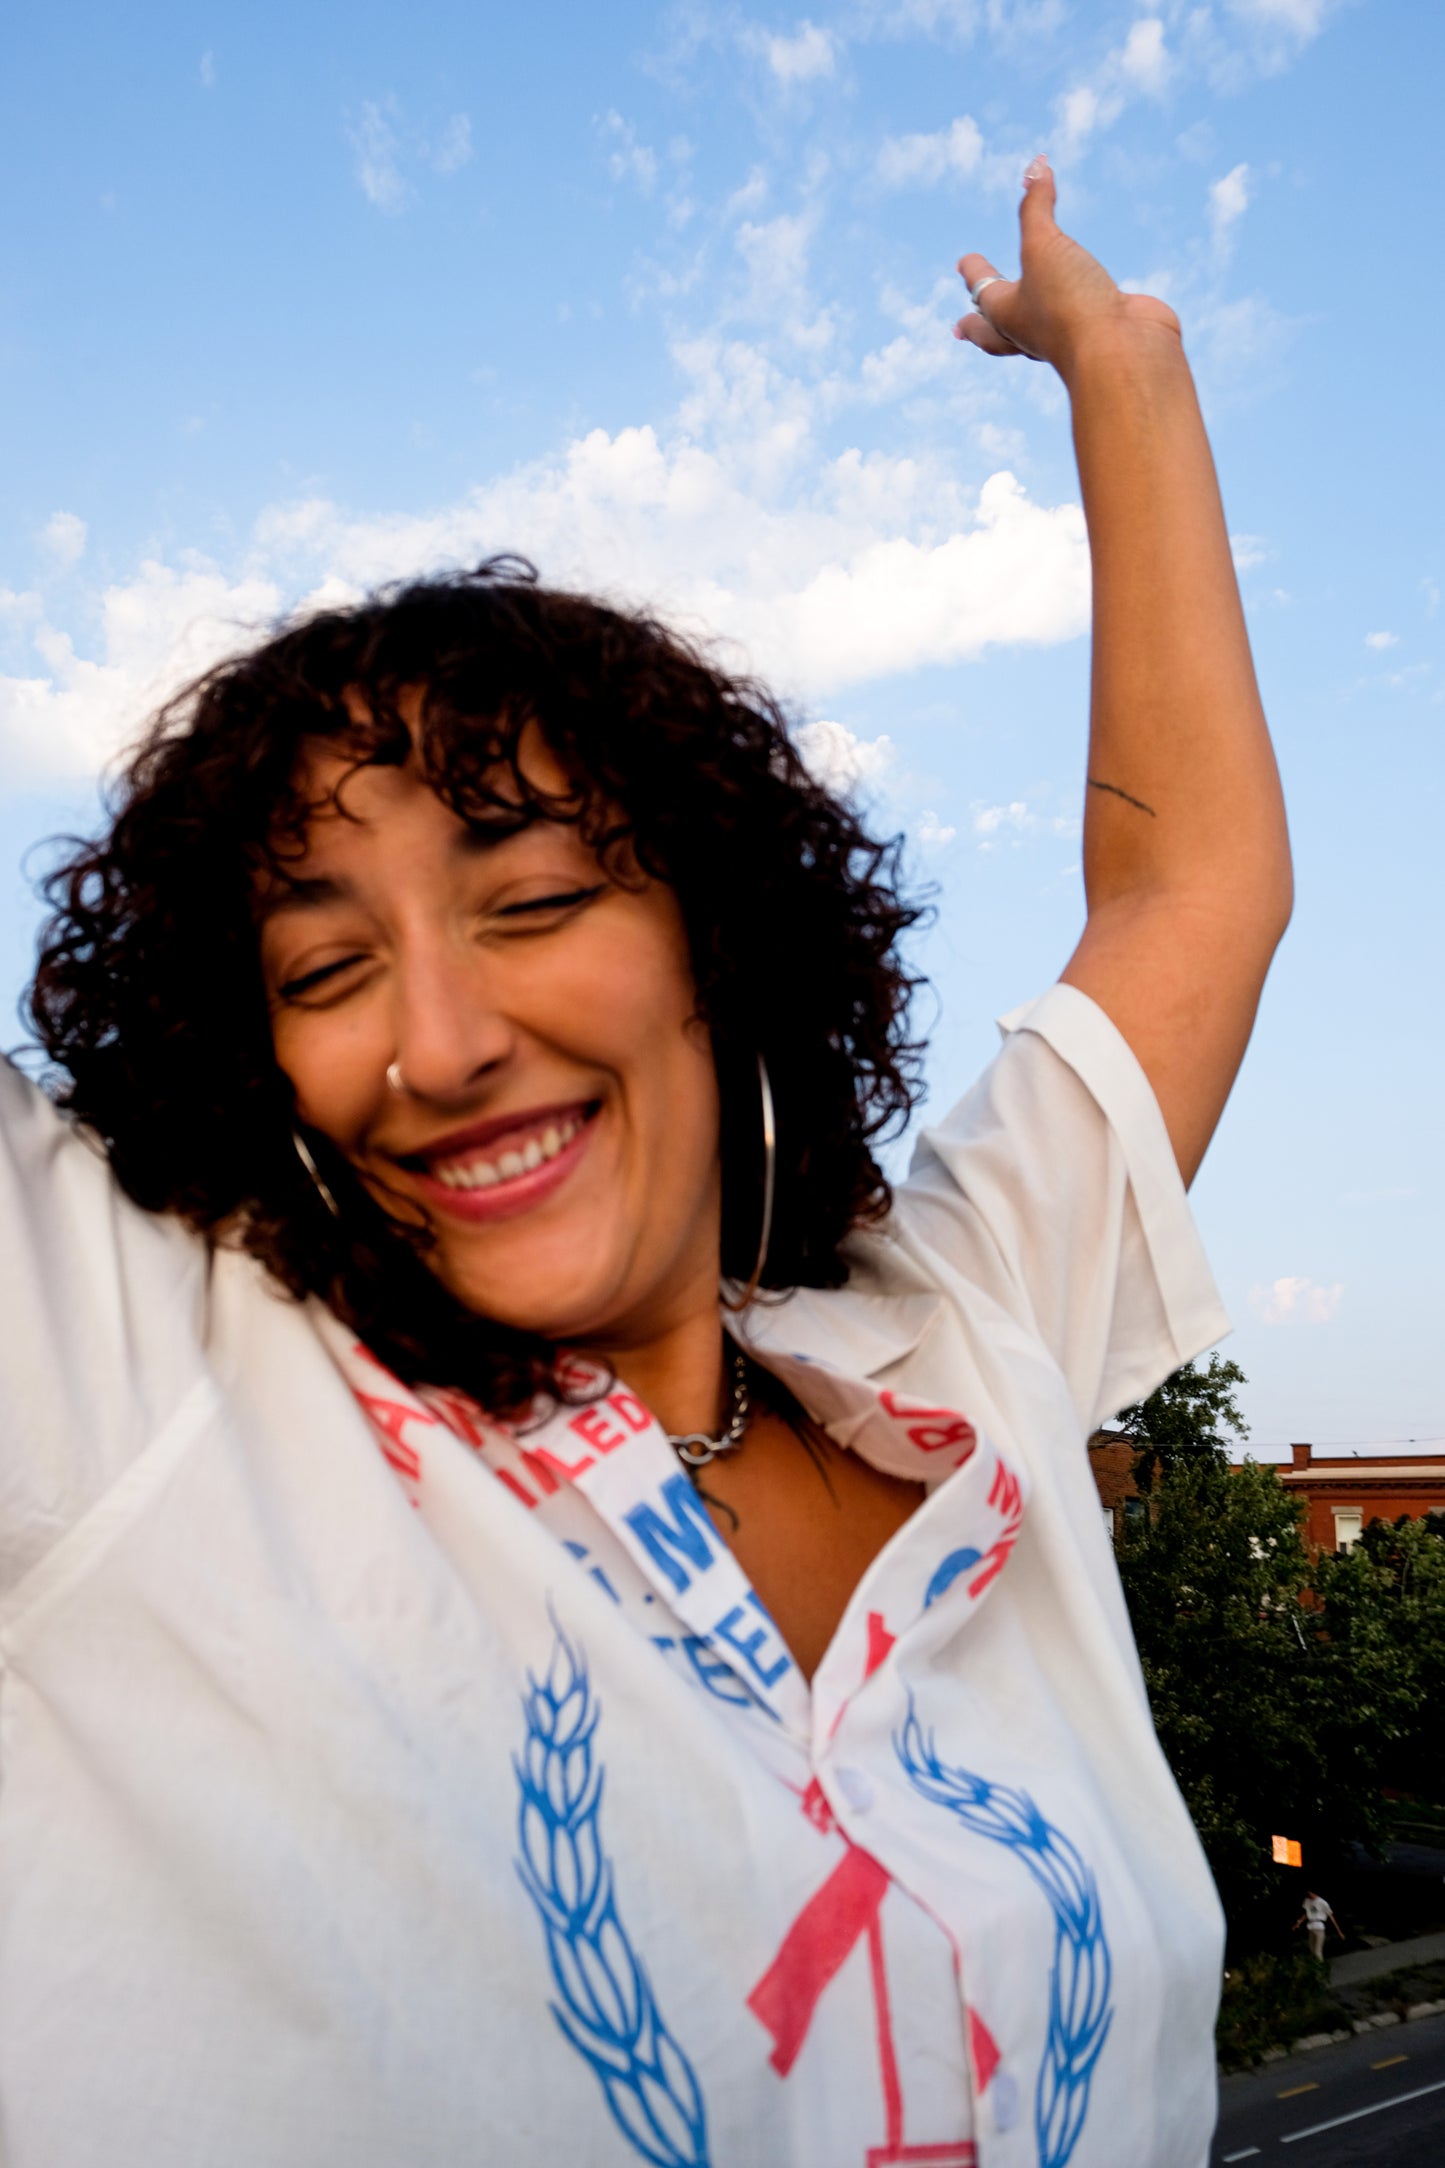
[29,564,921,1422]
[2,169,1289,2168]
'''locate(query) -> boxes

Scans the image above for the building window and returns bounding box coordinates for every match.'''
[1124,1497,1146,1527]
[1333,1509,1363,1553]
[1101,1506,1116,1541]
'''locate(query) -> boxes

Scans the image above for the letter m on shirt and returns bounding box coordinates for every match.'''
[622,1472,720,1594]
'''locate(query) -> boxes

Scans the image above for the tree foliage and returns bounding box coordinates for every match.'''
[1313,1514,1445,1806]
[1111,1352,1249,1492]
[1115,1449,1332,1945]
[1107,1358,1440,1953]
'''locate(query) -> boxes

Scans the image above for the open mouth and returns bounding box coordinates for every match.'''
[402,1100,602,1217]
[429,1108,591,1190]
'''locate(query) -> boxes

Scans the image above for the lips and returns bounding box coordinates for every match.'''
[428,1109,588,1190]
[403,1101,600,1222]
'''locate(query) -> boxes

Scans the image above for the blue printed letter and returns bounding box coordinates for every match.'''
[623,1473,720,1594]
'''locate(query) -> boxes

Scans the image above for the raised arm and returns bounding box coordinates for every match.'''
[958,159,1292,1186]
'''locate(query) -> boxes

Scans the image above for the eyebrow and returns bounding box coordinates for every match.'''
[253,813,543,924]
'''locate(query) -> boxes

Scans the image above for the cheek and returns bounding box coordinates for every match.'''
[623,926,720,1176]
[272,1012,385,1143]
[568,898,718,1159]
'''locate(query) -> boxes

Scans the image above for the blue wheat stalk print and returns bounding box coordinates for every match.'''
[515,1621,711,2168]
[896,1704,1113,2168]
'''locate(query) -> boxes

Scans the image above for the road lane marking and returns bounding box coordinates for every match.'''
[1371,2053,1408,2069]
[1277,2083,1318,2098]
[1222,2149,1261,2161]
[1282,2074,1445,2142]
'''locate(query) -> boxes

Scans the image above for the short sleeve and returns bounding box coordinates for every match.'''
[0,1059,210,1595]
[892,982,1230,1433]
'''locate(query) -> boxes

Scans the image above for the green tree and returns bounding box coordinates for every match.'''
[1313,1514,1445,1809]
[1115,1448,1328,1945]
[1107,1359,1407,1951]
[1111,1352,1249,1492]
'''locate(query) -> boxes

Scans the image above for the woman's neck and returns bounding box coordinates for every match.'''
[575,1294,729,1441]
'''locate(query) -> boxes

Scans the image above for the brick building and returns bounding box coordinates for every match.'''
[1087,1432,1445,1555]
[1088,1433,1144,1543]
[1278,1442,1445,1556]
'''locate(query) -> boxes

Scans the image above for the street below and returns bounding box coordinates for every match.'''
[1213,2010,1445,2164]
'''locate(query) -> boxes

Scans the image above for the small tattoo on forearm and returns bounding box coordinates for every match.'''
[1088,777,1156,817]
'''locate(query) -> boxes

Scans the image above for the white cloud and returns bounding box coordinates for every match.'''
[41,512,87,565]
[348,101,410,214]
[1119,18,1172,96]
[1191,291,1294,389]
[731,213,836,355]
[757,21,836,82]
[1249,1276,1344,1325]
[1054,82,1120,161]
[347,100,473,210]
[794,719,894,792]
[1229,532,1271,572]
[0,561,282,780]
[971,797,1079,848]
[1364,629,1398,650]
[600,111,658,194]
[430,115,473,176]
[1,443,1091,780]
[1208,162,1251,256]
[876,115,984,189]
[916,808,957,846]
[1049,17,1174,164]
[1227,0,1329,39]
[199,50,217,89]
[1050,0,1322,172]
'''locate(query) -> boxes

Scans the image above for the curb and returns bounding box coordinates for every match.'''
[1224,1996,1445,2079]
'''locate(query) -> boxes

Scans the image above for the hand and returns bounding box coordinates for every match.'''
[956,156,1180,381]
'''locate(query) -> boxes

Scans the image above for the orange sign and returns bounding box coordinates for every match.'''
[1271,1835,1303,1867]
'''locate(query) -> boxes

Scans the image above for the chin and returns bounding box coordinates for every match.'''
[439,1252,630,1345]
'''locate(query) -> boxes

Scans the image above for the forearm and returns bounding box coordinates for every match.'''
[957,169,1293,1178]
[1066,326,1292,942]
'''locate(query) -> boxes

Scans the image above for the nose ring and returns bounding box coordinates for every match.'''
[386,1062,406,1095]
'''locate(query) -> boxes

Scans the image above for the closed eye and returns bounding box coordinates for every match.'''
[495,883,607,922]
[277,955,368,1001]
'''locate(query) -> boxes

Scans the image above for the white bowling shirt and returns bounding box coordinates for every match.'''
[0,984,1229,2168]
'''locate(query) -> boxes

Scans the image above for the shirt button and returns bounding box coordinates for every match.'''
[835,1765,875,1813]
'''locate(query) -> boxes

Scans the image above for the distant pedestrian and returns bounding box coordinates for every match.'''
[1294,1891,1343,1962]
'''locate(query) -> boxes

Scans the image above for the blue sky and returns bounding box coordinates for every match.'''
[2,0,1440,1451]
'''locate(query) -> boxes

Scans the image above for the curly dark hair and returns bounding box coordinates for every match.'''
[26,558,927,1415]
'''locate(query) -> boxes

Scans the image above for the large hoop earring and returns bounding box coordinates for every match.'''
[292,1129,342,1221]
[722,1052,776,1313]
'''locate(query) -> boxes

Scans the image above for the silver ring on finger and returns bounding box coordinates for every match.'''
[969,274,1008,305]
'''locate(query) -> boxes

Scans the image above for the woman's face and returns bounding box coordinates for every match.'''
[258,724,723,1350]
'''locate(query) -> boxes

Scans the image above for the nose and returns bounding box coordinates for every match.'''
[389,934,516,1105]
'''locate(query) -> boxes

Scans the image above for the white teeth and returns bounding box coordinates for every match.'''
[431,1112,585,1190]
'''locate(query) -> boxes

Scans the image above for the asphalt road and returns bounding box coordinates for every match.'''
[1212,2011,1445,2165]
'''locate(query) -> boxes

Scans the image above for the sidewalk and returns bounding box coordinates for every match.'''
[1332,1930,1445,1988]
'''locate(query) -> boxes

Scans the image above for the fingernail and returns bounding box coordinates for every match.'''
[1023,153,1050,183]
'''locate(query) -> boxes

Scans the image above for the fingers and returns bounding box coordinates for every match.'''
[955,308,1023,357]
[954,156,1053,361]
[953,253,1031,357]
[956,250,999,293]
[1017,153,1057,248]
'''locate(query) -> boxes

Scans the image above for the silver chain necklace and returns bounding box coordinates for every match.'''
[669,1346,752,1469]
